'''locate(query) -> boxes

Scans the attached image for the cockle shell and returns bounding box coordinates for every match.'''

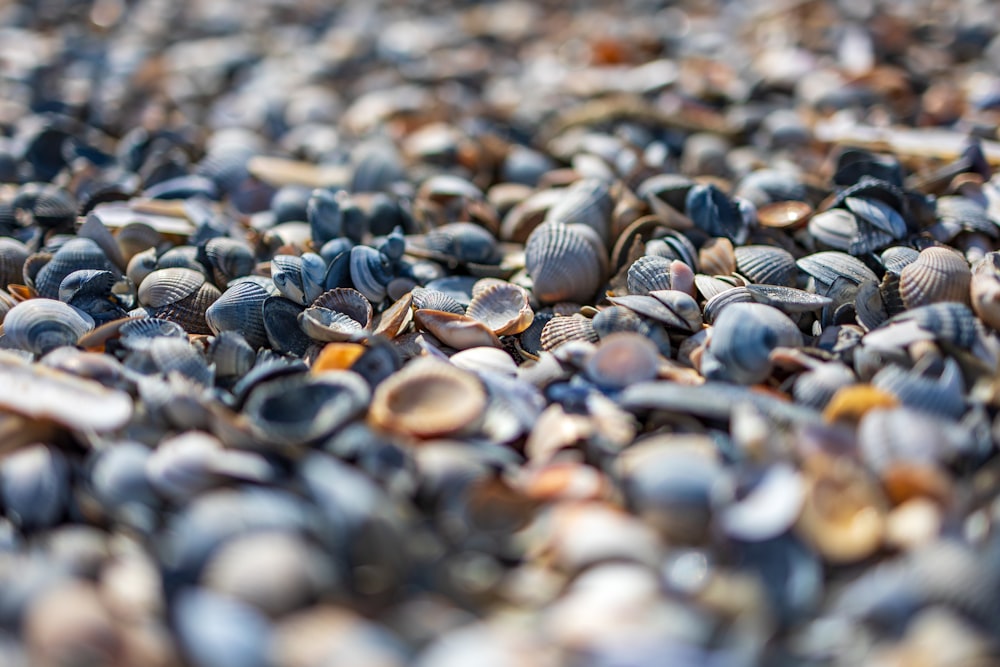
[525,222,606,305]
[898,246,971,309]
[205,280,270,348]
[465,282,533,335]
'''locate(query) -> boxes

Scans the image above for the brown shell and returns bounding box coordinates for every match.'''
[757,200,812,229]
[898,246,972,309]
[412,309,502,349]
[369,357,487,438]
[539,314,599,351]
[697,237,736,277]
[584,332,660,389]
[465,282,534,335]
[373,291,413,339]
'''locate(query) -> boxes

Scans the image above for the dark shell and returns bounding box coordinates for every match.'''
[206,281,271,349]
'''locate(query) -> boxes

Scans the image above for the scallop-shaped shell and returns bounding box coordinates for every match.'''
[797,251,878,288]
[701,302,802,385]
[349,245,392,304]
[311,288,373,330]
[734,245,797,286]
[416,222,501,265]
[880,246,919,275]
[625,255,673,295]
[525,222,606,305]
[584,332,660,389]
[3,299,95,356]
[608,290,701,331]
[877,302,979,349]
[118,317,188,351]
[243,371,371,446]
[539,314,598,352]
[411,287,465,315]
[697,237,736,276]
[369,358,487,438]
[138,268,206,308]
[35,237,113,299]
[0,237,29,291]
[807,208,859,252]
[972,252,1000,330]
[201,238,255,288]
[205,280,270,349]
[271,253,327,306]
[898,246,972,309]
[465,282,533,335]
[412,309,501,350]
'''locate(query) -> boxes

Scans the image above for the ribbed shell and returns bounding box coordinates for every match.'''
[972,252,1000,330]
[118,317,188,351]
[898,246,972,308]
[3,299,95,356]
[34,237,113,299]
[206,280,270,349]
[525,222,606,305]
[625,255,673,295]
[202,238,255,288]
[701,302,802,384]
[539,314,598,351]
[697,237,736,276]
[465,282,533,335]
[271,253,327,306]
[261,297,312,357]
[703,286,754,324]
[411,287,465,315]
[871,361,966,420]
[734,245,797,286]
[543,178,613,247]
[792,363,857,409]
[0,238,29,291]
[150,282,222,336]
[208,331,256,379]
[797,251,878,287]
[138,268,206,308]
[298,307,367,343]
[311,288,373,330]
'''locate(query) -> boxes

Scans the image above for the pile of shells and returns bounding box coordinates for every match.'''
[4,0,1000,664]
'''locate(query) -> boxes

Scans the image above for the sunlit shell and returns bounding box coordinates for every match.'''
[3,299,95,356]
[138,267,206,308]
[369,358,487,438]
[539,314,598,352]
[34,237,113,300]
[757,200,812,229]
[625,255,673,295]
[734,245,797,286]
[450,346,519,376]
[205,280,270,348]
[311,288,374,330]
[525,222,606,305]
[413,309,501,350]
[465,282,533,335]
[898,246,971,308]
[697,237,735,276]
[822,384,899,423]
[701,302,801,385]
[411,287,465,314]
[298,307,368,343]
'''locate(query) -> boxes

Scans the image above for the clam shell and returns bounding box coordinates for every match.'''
[271,253,327,306]
[449,346,519,377]
[685,182,746,243]
[201,238,255,288]
[3,299,95,356]
[539,314,598,351]
[207,331,256,380]
[244,371,370,446]
[118,317,187,351]
[584,332,660,389]
[0,237,29,291]
[625,255,673,295]
[525,222,606,305]
[411,287,465,315]
[415,222,501,265]
[701,302,802,385]
[206,280,270,349]
[797,251,878,288]
[311,288,373,329]
[792,362,857,409]
[734,245,797,286]
[35,238,113,300]
[608,291,701,331]
[697,237,736,276]
[298,307,368,343]
[1,444,69,530]
[807,208,860,252]
[125,247,158,287]
[898,246,972,308]
[412,309,501,350]
[880,246,920,275]
[465,282,533,335]
[369,358,487,438]
[747,284,833,314]
[543,178,613,247]
[138,267,206,308]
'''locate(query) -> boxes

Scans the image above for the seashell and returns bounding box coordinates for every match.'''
[734,245,797,286]
[369,357,487,438]
[125,336,214,386]
[411,287,465,315]
[525,222,606,305]
[747,284,833,313]
[718,464,805,542]
[34,237,113,300]
[465,282,533,335]
[349,245,392,304]
[868,302,980,351]
[854,279,889,331]
[697,237,736,276]
[118,317,187,351]
[450,346,519,377]
[1,444,70,530]
[822,384,899,423]
[934,195,997,238]
[844,196,908,239]
[644,229,698,269]
[206,280,271,349]
[625,255,673,295]
[797,251,879,289]
[414,222,501,266]
[0,355,133,432]
[311,342,366,374]
[200,237,255,288]
[157,245,207,274]
[413,309,501,350]
[115,222,161,263]
[261,297,312,357]
[807,208,861,252]
[971,252,1000,330]
[271,253,327,306]
[795,460,886,564]
[3,299,94,356]
[757,200,812,229]
[871,358,966,420]
[898,246,971,309]
[207,331,256,381]
[138,267,205,309]
[298,307,368,343]
[125,247,158,287]
[608,290,701,331]
[584,332,660,389]
[0,237,29,291]
[243,371,371,446]
[311,288,373,329]
[880,245,920,275]
[539,314,598,351]
[146,431,273,503]
[701,302,802,385]
[374,291,413,339]
[543,178,613,247]
[685,182,746,243]
[792,362,857,409]
[349,337,403,388]
[307,188,346,246]
[173,587,273,667]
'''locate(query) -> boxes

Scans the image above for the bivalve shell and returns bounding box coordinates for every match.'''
[369,358,487,438]
[701,302,802,385]
[206,280,271,349]
[898,246,971,308]
[584,332,660,389]
[465,282,533,335]
[3,299,95,356]
[525,222,606,305]
[734,245,797,286]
